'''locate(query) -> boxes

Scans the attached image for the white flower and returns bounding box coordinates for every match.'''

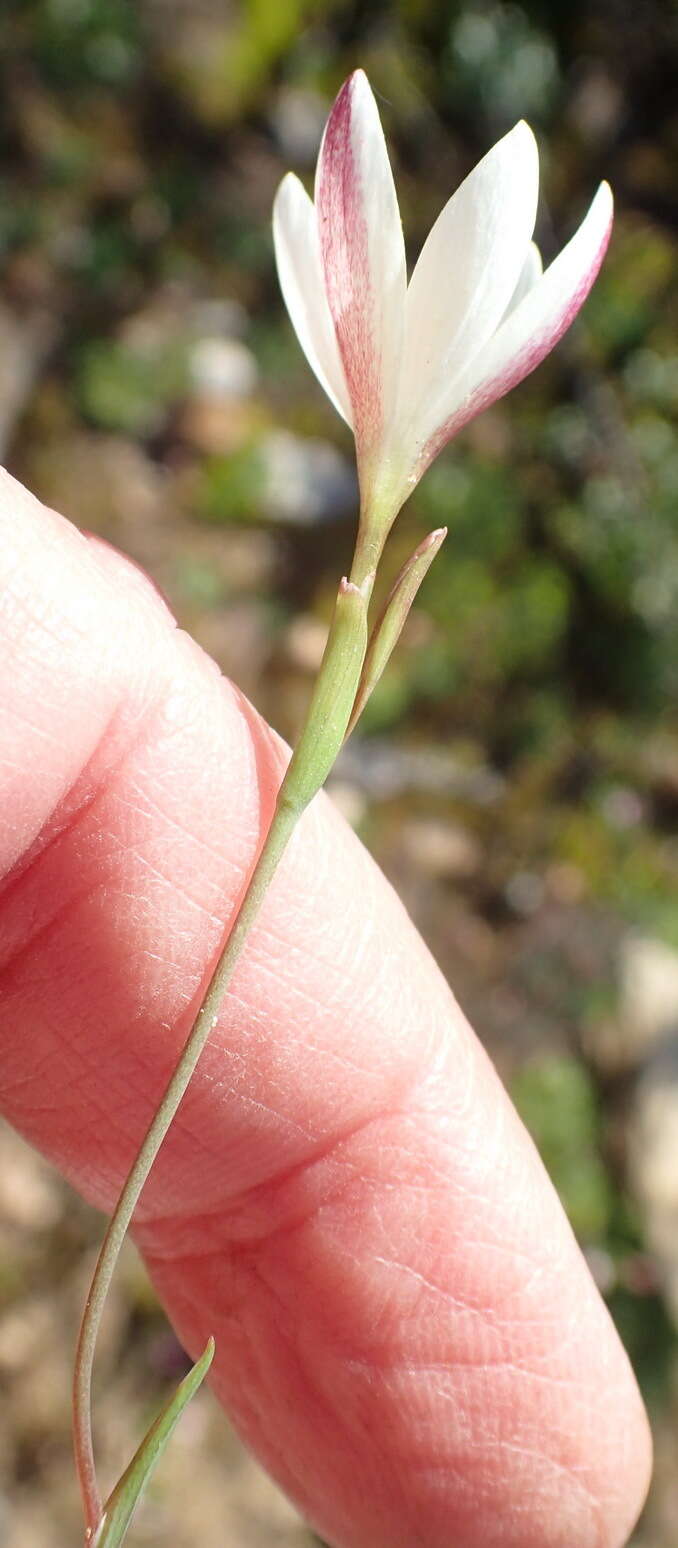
[273,69,612,536]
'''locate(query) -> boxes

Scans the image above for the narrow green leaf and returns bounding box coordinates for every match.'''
[347,527,446,736]
[280,577,368,812]
[93,1338,215,1548]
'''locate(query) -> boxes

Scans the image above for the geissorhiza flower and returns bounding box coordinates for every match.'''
[273,70,613,583]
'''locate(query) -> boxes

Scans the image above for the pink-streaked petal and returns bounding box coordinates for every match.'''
[414,181,613,484]
[505,241,543,318]
[273,173,352,425]
[315,70,406,474]
[397,122,539,449]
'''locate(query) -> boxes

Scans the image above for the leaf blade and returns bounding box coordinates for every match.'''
[93,1338,215,1548]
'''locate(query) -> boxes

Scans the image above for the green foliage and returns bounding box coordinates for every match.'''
[77,339,188,435]
[26,0,142,89]
[418,459,524,563]
[511,1056,613,1241]
[607,1288,676,1408]
[150,0,328,125]
[196,449,267,526]
[444,1,560,125]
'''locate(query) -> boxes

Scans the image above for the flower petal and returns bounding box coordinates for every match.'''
[273,173,352,425]
[397,121,539,453]
[315,70,406,473]
[415,181,613,482]
[505,241,543,318]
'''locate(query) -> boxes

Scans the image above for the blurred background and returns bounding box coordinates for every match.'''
[1,0,677,1543]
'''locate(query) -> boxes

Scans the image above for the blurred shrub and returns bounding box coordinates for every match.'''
[77,337,188,434]
[511,1055,613,1241]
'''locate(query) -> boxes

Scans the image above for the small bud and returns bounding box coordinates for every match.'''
[279,577,368,813]
[346,527,446,736]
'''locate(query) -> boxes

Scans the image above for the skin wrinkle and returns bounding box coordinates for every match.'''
[0,701,60,746]
[371,1252,489,1312]
[277,1293,417,1530]
[3,964,191,1188]
[341,1355,583,1388]
[136,1091,428,1259]
[286,807,393,1024]
[154,1181,636,1548]
[224,859,447,1114]
[186,1248,578,1548]
[285,1192,560,1351]
[148,1157,544,1387]
[410,1460,601,1548]
[0,712,116,876]
[309,806,370,952]
[193,1246,422,1536]
[1,671,274,1167]
[248,808,374,974]
[0,643,164,893]
[486,1446,605,1546]
[0,881,105,996]
[242,1311,353,1531]
[1,874,198,1100]
[118,774,245,882]
[98,819,228,929]
[3,572,93,654]
[230,947,403,1082]
[0,704,124,902]
[63,1028,167,1137]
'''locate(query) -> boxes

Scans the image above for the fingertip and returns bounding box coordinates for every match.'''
[82,529,178,624]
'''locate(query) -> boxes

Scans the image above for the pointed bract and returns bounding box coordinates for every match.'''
[273,72,613,527]
[347,527,447,735]
[280,576,368,812]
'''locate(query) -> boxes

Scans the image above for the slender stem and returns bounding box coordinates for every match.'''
[349,529,380,597]
[73,495,379,1539]
[349,490,400,596]
[73,792,299,1537]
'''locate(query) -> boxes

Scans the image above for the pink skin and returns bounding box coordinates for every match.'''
[0,470,651,1547]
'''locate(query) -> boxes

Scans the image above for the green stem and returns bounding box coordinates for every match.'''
[73,791,299,1538]
[349,528,381,597]
[73,512,374,1541]
[349,488,401,596]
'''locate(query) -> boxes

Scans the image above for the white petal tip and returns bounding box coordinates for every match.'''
[529,239,543,273]
[597,181,614,219]
[510,119,538,154]
[584,181,614,262]
[273,172,306,221]
[490,120,539,193]
[328,68,382,143]
[347,68,373,101]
